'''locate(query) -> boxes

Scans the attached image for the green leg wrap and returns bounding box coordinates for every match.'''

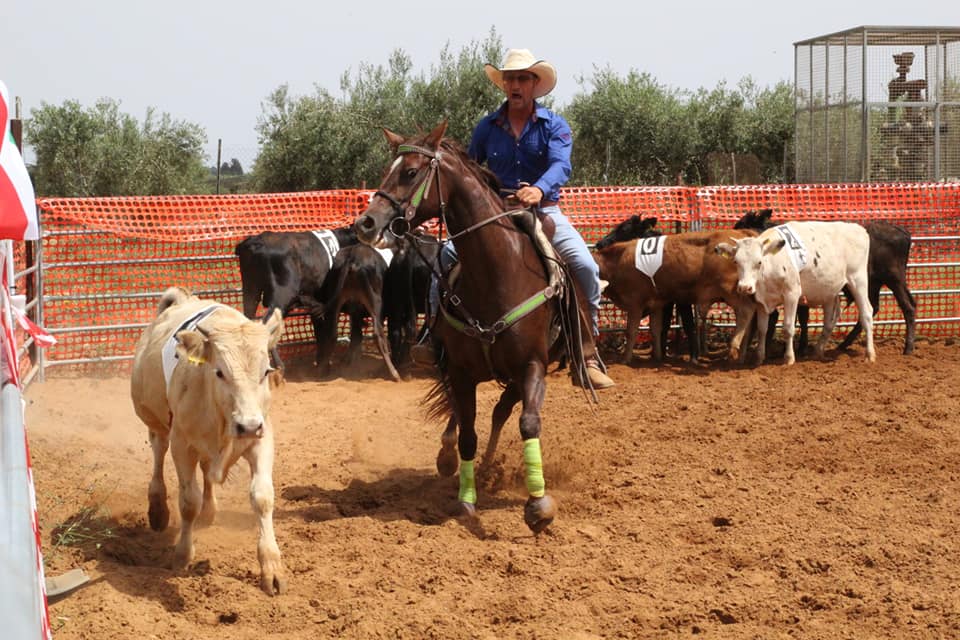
[523,438,546,498]
[458,459,477,504]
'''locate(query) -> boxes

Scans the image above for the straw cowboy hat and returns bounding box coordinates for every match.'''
[484,49,558,99]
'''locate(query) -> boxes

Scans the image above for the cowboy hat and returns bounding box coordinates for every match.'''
[484,48,557,99]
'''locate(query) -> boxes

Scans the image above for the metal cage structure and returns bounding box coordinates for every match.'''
[794,25,960,183]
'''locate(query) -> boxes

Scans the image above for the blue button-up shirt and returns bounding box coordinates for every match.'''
[468,101,572,203]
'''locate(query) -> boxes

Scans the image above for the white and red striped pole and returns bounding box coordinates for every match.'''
[0,245,52,639]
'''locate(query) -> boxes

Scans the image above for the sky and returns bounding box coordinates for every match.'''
[1,0,952,165]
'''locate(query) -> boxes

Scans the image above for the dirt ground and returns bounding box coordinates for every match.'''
[24,336,960,639]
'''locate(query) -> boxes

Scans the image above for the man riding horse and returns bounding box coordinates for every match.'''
[413,48,615,390]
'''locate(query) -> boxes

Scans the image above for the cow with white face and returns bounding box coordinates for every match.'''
[130,287,286,595]
[715,221,876,366]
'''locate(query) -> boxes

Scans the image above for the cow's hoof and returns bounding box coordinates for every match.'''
[524,495,557,534]
[172,548,193,572]
[148,502,169,532]
[261,569,287,596]
[196,506,216,528]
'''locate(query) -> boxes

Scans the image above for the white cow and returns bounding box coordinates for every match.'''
[130,287,286,595]
[716,221,875,365]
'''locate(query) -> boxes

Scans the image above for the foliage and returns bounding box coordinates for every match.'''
[565,70,794,185]
[25,31,797,194]
[25,99,209,196]
[218,158,244,176]
[253,30,504,191]
[565,68,695,185]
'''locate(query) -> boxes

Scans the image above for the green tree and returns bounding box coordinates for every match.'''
[565,70,794,185]
[253,30,505,191]
[738,79,794,182]
[565,68,695,185]
[25,98,208,196]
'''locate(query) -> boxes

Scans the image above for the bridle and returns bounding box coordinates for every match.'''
[371,141,561,382]
[373,143,521,243]
[373,143,446,239]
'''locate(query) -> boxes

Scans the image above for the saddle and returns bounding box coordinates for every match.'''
[508,207,565,296]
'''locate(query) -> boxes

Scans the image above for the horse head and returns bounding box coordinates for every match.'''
[355,121,504,248]
[355,121,450,247]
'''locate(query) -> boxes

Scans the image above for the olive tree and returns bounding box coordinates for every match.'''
[253,30,505,191]
[25,98,208,196]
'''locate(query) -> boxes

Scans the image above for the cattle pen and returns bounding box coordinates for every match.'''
[12,181,960,640]
[13,181,959,381]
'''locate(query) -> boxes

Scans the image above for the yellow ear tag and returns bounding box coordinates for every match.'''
[187,355,206,366]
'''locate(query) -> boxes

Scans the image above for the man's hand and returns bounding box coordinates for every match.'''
[516,184,543,207]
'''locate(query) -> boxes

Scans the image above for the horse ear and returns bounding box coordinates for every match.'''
[383,128,405,152]
[425,121,448,150]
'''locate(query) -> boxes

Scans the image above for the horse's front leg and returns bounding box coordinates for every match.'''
[519,359,556,534]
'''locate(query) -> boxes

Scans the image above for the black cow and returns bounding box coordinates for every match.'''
[733,209,916,355]
[594,215,700,362]
[234,227,361,369]
[383,230,440,366]
[299,243,403,381]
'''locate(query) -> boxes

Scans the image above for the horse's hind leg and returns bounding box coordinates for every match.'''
[518,360,556,534]
[436,415,459,477]
[449,372,479,518]
[481,383,522,466]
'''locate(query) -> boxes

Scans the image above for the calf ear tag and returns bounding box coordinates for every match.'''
[714,243,735,260]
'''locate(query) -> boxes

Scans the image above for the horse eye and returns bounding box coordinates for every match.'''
[403,167,418,181]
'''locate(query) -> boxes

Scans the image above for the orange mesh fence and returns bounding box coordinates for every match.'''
[34,183,960,375]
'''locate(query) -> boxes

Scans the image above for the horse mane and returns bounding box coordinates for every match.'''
[439,138,502,196]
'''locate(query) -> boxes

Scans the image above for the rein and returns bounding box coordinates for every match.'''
[378,142,561,378]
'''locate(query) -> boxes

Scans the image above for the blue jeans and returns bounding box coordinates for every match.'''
[428,205,601,336]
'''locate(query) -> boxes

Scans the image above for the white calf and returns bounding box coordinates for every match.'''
[716,221,875,365]
[130,287,286,595]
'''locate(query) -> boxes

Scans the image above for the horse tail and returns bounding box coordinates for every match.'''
[423,346,454,424]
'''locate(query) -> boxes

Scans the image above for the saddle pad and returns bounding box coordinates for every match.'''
[311,229,340,269]
[773,224,808,272]
[162,305,220,391]
[633,235,667,282]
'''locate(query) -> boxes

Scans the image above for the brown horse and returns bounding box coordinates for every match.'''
[354,121,591,533]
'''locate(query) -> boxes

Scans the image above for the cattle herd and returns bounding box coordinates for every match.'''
[129,210,916,595]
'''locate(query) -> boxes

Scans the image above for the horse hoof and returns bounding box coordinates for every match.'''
[436,448,459,477]
[524,495,557,534]
[458,502,477,519]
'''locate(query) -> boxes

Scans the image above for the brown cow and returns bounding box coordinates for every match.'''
[593,229,758,363]
[130,287,286,595]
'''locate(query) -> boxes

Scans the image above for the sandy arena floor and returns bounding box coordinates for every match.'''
[24,336,960,639]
